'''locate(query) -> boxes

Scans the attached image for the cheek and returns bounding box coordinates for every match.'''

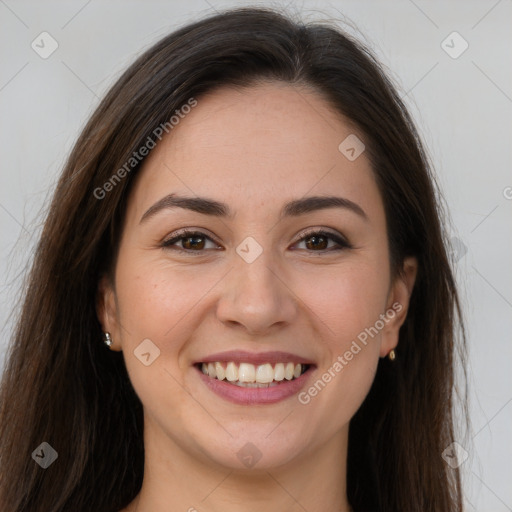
[292,262,386,415]
[115,257,223,342]
[113,260,207,434]
[295,260,389,344]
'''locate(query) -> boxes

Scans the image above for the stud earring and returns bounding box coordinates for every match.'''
[388,349,396,361]
[103,332,112,348]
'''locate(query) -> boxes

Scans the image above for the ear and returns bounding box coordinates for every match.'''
[96,274,122,352]
[379,256,418,358]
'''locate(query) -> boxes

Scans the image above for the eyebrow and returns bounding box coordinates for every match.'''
[139,193,368,224]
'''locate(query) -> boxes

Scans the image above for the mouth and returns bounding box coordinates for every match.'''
[193,352,315,405]
[195,361,310,387]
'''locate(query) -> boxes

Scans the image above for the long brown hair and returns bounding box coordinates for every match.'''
[0,6,468,511]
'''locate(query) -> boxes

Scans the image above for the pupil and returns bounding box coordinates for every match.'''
[306,235,327,250]
[184,236,204,250]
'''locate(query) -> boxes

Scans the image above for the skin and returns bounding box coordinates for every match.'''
[98,82,417,512]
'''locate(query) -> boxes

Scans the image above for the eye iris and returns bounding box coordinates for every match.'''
[305,234,328,250]
[172,231,340,251]
[183,235,205,250]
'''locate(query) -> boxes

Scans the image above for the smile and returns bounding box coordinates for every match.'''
[199,361,308,387]
[194,351,315,405]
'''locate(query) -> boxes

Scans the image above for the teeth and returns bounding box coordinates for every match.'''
[285,362,294,380]
[215,362,225,380]
[256,363,274,383]
[201,361,306,384]
[225,362,238,382]
[233,381,279,388]
[274,362,285,381]
[238,363,255,383]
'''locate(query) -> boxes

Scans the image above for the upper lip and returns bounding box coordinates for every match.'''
[195,350,316,366]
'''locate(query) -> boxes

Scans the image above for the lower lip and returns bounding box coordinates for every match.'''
[196,366,314,405]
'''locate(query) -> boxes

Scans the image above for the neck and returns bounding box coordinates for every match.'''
[123,417,352,512]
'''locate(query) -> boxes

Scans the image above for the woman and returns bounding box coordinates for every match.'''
[0,6,468,512]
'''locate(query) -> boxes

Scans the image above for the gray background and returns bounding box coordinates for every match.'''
[1,1,511,510]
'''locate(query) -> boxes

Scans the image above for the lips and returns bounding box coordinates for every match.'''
[194,350,316,405]
[195,350,315,366]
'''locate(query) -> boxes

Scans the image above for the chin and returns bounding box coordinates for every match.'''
[188,420,311,471]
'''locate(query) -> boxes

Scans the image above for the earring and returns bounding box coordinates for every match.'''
[388,349,396,361]
[103,332,113,348]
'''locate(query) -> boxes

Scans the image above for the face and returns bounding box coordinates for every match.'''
[99,82,416,472]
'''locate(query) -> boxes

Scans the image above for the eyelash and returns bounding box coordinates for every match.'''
[161,228,352,254]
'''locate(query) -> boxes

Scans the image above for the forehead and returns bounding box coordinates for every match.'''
[126,82,383,223]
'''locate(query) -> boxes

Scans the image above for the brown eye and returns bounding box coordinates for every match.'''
[162,229,351,254]
[181,234,206,250]
[294,230,351,252]
[304,234,329,250]
[162,230,220,252]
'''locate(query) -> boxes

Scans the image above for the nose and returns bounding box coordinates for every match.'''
[215,247,299,336]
